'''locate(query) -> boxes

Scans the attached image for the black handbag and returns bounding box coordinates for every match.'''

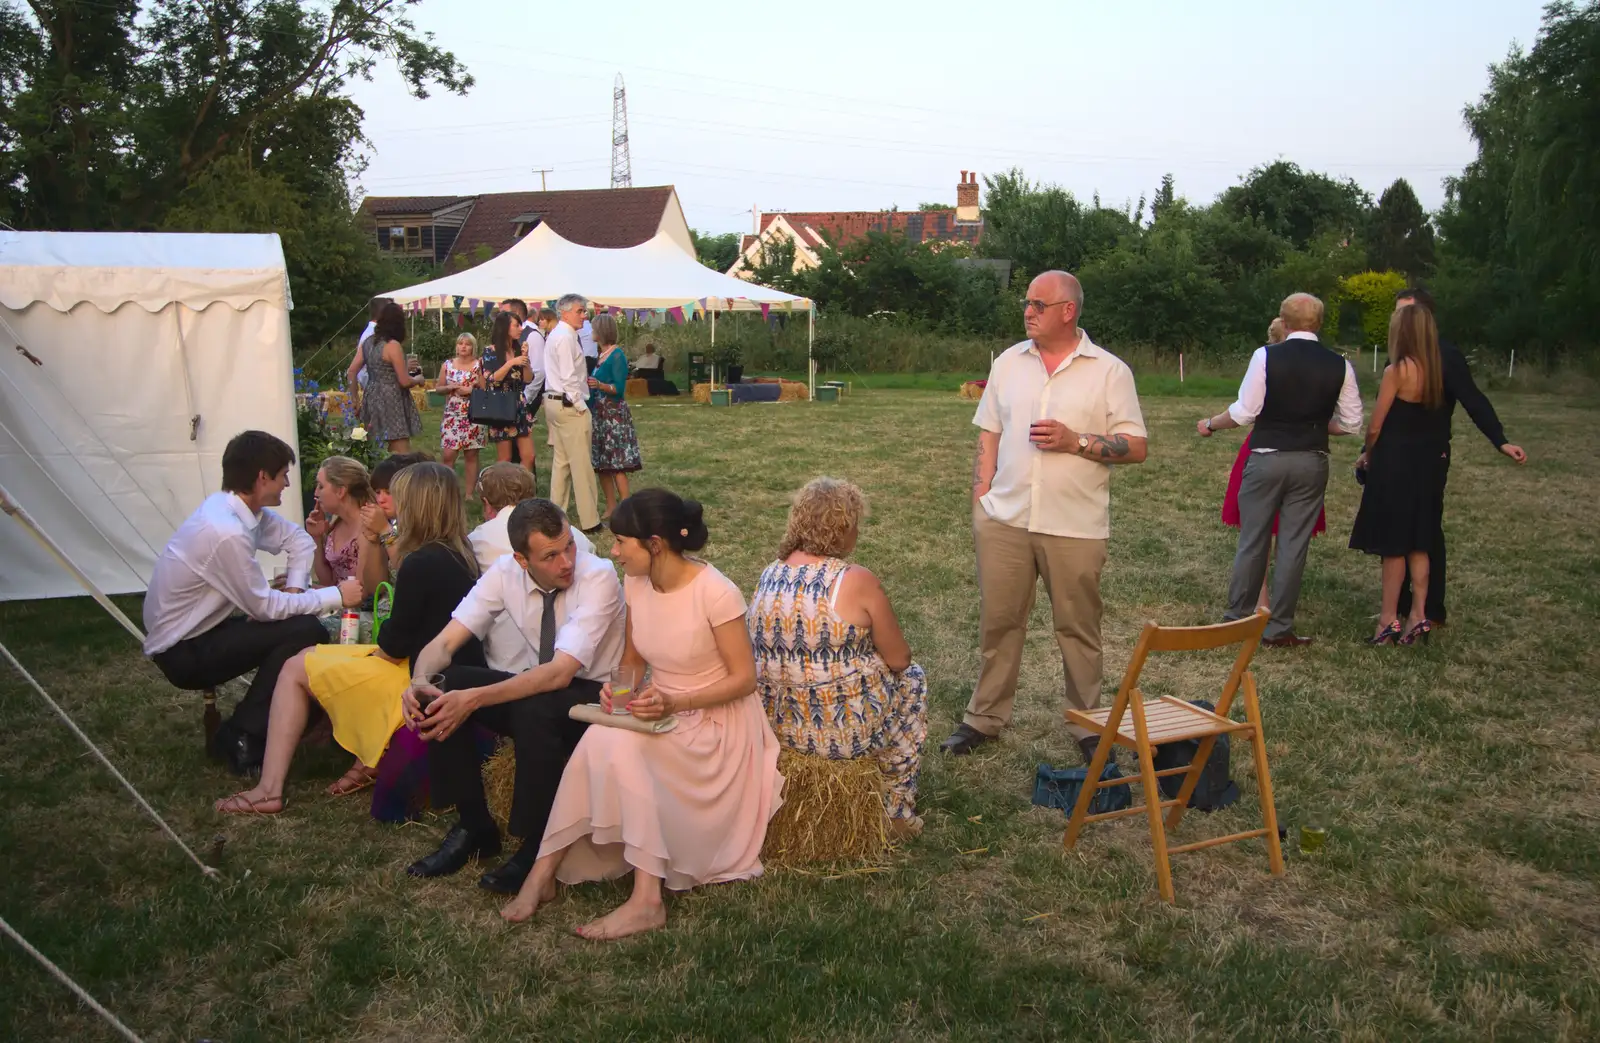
[468,387,519,426]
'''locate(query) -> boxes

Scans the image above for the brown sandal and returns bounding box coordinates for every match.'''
[326,764,377,797]
[215,792,285,815]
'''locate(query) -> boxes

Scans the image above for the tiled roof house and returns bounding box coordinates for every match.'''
[358,186,694,268]
[728,171,984,278]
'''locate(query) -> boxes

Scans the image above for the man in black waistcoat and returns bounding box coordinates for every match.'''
[1390,288,1527,626]
[1197,293,1364,647]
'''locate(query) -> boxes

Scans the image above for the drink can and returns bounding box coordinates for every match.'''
[339,610,361,645]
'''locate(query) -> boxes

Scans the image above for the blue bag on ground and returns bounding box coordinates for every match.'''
[1152,700,1240,812]
[1032,761,1133,815]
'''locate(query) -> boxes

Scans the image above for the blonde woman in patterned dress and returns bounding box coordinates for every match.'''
[438,333,487,498]
[749,477,928,835]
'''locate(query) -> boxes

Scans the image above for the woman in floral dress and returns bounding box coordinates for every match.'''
[585,313,643,520]
[749,477,927,835]
[438,332,487,498]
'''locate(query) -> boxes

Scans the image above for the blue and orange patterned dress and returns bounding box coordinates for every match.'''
[749,557,927,821]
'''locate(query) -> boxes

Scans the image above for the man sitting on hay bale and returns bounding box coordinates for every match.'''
[401,499,625,895]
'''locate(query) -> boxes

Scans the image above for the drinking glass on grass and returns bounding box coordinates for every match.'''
[608,665,642,716]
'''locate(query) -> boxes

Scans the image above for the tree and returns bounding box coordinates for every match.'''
[1220,160,1371,249]
[1366,178,1435,279]
[690,229,741,273]
[978,168,1136,277]
[1150,173,1176,223]
[1341,270,1410,347]
[744,237,806,295]
[0,0,471,347]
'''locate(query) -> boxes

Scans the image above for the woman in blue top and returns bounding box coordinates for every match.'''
[586,313,644,520]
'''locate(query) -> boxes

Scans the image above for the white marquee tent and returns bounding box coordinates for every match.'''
[382,223,819,394]
[0,231,301,603]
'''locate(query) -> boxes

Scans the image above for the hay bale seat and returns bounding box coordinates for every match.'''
[958,380,987,400]
[625,377,650,400]
[481,742,891,868]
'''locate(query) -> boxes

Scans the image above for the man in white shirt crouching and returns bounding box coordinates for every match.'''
[403,498,623,894]
[144,430,363,774]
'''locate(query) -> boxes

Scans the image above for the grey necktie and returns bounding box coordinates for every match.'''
[538,589,558,664]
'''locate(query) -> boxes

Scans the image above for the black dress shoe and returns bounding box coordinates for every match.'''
[1262,633,1314,648]
[939,723,994,756]
[478,852,535,895]
[207,724,264,777]
[407,825,502,878]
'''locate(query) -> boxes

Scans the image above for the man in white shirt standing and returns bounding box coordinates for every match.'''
[466,463,593,672]
[1197,292,1363,647]
[518,304,555,418]
[144,430,363,774]
[941,271,1149,767]
[403,499,624,893]
[542,293,604,533]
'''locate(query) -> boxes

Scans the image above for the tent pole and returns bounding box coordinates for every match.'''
[808,305,816,402]
[0,482,146,644]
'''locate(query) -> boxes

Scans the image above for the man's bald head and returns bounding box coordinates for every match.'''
[1023,270,1085,347]
[1279,293,1325,334]
[1035,270,1083,312]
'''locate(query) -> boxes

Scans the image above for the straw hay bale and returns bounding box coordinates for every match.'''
[691,382,712,404]
[958,381,985,400]
[762,749,889,869]
[483,740,516,835]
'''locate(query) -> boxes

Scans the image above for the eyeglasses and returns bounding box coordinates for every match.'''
[1022,298,1073,313]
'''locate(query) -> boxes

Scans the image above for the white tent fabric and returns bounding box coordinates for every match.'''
[0,232,301,601]
[381,222,812,312]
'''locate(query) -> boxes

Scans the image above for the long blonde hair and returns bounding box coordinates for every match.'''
[778,477,867,559]
[1267,317,1287,343]
[391,462,478,575]
[1388,304,1444,410]
[318,455,374,506]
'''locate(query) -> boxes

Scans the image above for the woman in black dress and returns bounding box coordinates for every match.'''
[1349,304,1451,646]
[480,310,535,475]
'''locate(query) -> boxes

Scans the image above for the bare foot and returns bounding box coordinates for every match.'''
[574,898,666,941]
[500,878,557,924]
[215,789,284,815]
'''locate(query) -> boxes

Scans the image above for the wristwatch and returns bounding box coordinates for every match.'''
[1078,434,1090,455]
[1203,417,1213,432]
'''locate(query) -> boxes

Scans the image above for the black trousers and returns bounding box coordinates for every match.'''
[429,666,599,842]
[1397,451,1450,623]
[584,356,598,375]
[150,615,328,738]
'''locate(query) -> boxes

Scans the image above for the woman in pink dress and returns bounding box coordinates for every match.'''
[502,489,784,939]
[1220,318,1327,611]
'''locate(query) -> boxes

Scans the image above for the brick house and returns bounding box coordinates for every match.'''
[358,186,695,269]
[728,171,984,277]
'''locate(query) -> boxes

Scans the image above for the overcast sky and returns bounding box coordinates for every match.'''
[350,0,1548,236]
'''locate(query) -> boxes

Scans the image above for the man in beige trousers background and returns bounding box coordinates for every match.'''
[543,293,603,535]
[941,270,1148,765]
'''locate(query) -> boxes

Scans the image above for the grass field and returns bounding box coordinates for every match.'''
[3,385,1599,1042]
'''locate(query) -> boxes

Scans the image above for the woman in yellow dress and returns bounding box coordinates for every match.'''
[215,462,485,814]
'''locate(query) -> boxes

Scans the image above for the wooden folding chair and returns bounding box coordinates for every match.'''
[1063,610,1283,904]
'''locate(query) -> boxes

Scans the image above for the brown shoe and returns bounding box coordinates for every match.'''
[939,723,993,756]
[1262,633,1314,648]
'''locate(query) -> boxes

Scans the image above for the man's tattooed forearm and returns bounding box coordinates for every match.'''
[1085,433,1131,459]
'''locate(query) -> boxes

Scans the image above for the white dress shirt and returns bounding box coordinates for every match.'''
[1227,331,1364,449]
[142,492,342,655]
[578,319,598,360]
[520,321,547,404]
[973,330,1147,540]
[467,513,594,671]
[356,322,376,389]
[452,546,623,678]
[543,319,589,411]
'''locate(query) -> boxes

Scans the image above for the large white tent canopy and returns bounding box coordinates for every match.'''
[382,221,812,313]
[0,231,301,602]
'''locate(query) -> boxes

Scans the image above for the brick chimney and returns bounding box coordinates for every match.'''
[956,171,980,223]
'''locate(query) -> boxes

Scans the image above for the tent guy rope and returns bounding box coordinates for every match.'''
[0,638,219,879]
[0,915,147,1043]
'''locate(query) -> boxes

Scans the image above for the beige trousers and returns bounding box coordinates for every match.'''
[965,504,1108,741]
[546,401,601,530]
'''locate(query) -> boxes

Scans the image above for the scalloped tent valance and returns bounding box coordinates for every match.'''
[0,231,292,313]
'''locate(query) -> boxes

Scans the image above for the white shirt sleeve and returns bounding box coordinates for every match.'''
[451,563,507,640]
[1104,361,1148,438]
[1335,360,1364,434]
[554,563,623,669]
[254,509,319,590]
[972,357,1003,433]
[204,532,341,621]
[1227,347,1269,427]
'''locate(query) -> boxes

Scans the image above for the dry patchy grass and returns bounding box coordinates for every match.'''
[3,386,1599,1041]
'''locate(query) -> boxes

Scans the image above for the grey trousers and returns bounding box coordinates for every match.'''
[1225,450,1329,639]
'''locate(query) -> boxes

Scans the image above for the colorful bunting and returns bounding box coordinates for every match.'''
[759,302,771,320]
[667,306,684,324]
